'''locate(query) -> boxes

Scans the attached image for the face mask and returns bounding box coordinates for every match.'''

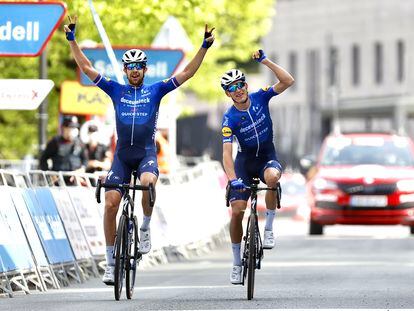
[89,132,99,144]
[69,128,79,140]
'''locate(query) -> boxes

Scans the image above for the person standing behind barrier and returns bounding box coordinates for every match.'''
[39,115,88,173]
[64,15,215,285]
[220,50,294,284]
[85,124,112,173]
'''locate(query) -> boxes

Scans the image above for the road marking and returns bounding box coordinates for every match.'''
[41,285,233,295]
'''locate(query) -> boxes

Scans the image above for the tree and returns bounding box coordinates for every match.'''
[0,0,274,159]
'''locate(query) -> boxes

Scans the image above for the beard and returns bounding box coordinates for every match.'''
[128,73,144,87]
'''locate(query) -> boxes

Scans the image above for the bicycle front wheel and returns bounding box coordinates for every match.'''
[247,213,256,300]
[126,216,139,299]
[114,215,127,301]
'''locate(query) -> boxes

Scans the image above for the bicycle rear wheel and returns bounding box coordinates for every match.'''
[126,216,139,299]
[247,213,256,300]
[114,215,127,301]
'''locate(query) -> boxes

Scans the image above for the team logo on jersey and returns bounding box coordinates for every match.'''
[261,86,270,91]
[222,127,232,137]
[162,78,170,83]
[105,76,111,82]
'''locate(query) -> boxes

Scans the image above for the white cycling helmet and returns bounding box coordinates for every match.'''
[221,69,246,90]
[122,49,147,64]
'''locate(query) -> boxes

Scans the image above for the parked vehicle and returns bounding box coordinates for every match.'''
[302,132,414,235]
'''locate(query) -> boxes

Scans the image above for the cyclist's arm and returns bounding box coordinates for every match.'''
[261,58,294,94]
[67,40,99,82]
[223,142,237,180]
[174,25,214,85]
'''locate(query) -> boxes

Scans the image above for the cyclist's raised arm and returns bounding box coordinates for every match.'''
[252,49,294,95]
[174,24,215,86]
[64,15,99,82]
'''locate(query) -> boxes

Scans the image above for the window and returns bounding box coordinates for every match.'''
[374,42,383,84]
[328,47,338,86]
[397,40,405,82]
[351,44,360,86]
[288,52,297,90]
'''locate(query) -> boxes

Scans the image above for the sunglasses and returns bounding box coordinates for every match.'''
[227,81,245,92]
[125,62,146,70]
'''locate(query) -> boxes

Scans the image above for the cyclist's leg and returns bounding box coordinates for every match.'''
[104,153,131,259]
[137,155,159,254]
[229,155,252,284]
[138,155,159,220]
[260,158,282,248]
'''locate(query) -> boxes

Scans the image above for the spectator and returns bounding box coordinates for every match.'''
[39,116,88,172]
[85,124,112,173]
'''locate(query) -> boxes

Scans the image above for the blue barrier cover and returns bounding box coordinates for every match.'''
[0,189,35,272]
[21,189,74,265]
[9,187,49,267]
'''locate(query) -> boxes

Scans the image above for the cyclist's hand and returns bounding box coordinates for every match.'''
[64,15,77,41]
[202,24,215,49]
[252,49,267,63]
[230,178,246,191]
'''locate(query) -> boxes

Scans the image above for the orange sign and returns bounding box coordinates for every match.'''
[60,80,111,116]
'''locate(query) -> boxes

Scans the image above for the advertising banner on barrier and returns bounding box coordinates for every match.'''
[66,187,105,256]
[49,188,93,260]
[0,189,35,272]
[9,188,49,268]
[21,189,75,264]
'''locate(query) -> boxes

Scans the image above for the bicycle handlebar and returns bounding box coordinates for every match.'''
[95,179,155,207]
[225,181,282,208]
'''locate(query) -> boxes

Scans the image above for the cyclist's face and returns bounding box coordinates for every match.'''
[226,81,248,104]
[124,64,147,86]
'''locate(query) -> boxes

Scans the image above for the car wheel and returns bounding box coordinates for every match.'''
[309,220,324,235]
[410,226,414,235]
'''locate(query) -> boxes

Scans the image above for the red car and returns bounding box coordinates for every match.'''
[303,133,414,235]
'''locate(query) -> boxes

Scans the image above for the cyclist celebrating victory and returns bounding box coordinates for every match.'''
[221,50,294,284]
[64,16,215,285]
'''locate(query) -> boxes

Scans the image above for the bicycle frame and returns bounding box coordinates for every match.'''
[225,177,281,300]
[95,171,155,300]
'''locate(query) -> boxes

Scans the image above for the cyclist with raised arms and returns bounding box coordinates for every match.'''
[64,16,215,285]
[221,50,294,284]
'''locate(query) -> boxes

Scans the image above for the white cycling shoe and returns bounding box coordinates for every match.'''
[230,265,243,285]
[102,265,115,285]
[263,230,275,249]
[139,228,151,254]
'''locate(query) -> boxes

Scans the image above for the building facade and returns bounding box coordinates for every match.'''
[263,0,414,167]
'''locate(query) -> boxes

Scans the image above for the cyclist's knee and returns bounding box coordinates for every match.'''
[140,173,157,186]
[265,170,280,188]
[105,191,121,215]
[231,201,247,218]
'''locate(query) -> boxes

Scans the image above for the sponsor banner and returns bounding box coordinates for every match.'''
[60,80,112,115]
[21,189,75,264]
[0,188,35,272]
[0,79,54,110]
[66,187,105,257]
[9,187,49,267]
[50,188,92,260]
[0,2,66,56]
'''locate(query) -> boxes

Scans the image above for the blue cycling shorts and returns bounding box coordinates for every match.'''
[229,151,282,202]
[105,150,159,195]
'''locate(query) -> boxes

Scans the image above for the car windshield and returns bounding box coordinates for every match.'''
[320,137,414,166]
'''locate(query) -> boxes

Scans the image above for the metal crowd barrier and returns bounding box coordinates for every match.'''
[0,161,229,297]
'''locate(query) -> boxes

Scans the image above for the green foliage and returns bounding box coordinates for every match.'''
[0,0,274,158]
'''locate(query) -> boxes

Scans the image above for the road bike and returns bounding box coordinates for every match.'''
[226,177,281,300]
[95,171,155,300]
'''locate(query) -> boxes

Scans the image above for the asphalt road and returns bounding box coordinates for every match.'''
[1,219,413,310]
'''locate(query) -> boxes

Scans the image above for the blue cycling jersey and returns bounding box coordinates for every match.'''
[221,86,278,156]
[94,74,179,155]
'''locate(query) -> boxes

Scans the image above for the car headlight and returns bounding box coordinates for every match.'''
[312,178,338,191]
[396,179,414,192]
